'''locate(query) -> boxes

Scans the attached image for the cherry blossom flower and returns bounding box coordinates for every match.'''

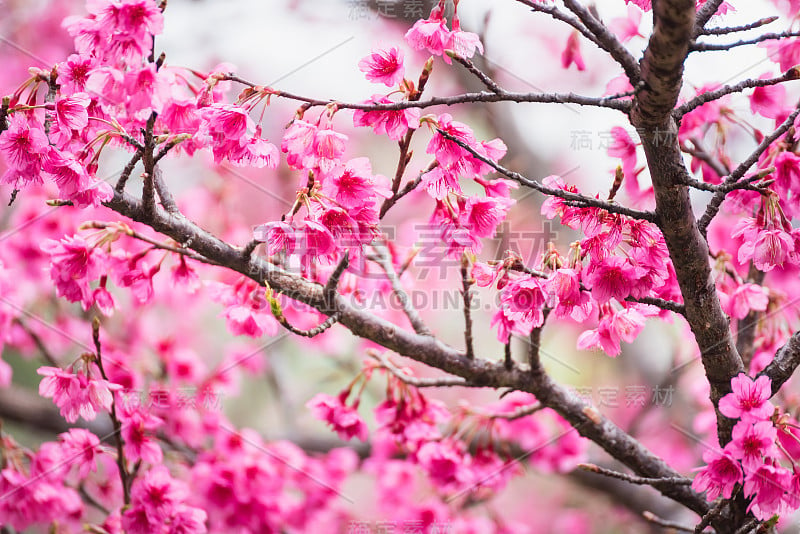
[353,95,420,141]
[609,5,644,42]
[547,268,593,321]
[123,465,206,533]
[38,364,120,423]
[500,275,547,328]
[0,114,49,187]
[719,283,769,320]
[729,420,778,471]
[119,400,164,464]
[405,7,451,57]
[718,374,774,422]
[415,438,474,492]
[744,462,792,520]
[750,76,787,120]
[561,31,585,71]
[322,157,391,209]
[58,53,95,93]
[54,92,91,132]
[59,428,103,479]
[763,38,800,72]
[358,47,405,87]
[448,14,483,63]
[585,255,644,303]
[253,221,297,256]
[460,196,513,238]
[307,392,369,441]
[692,448,743,501]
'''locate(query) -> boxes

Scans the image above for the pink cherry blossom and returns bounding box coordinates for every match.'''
[585,255,644,303]
[38,364,120,423]
[415,438,474,492]
[58,53,95,93]
[719,374,774,422]
[405,7,451,57]
[561,31,585,71]
[460,196,513,238]
[59,428,103,479]
[307,392,369,441]
[719,283,769,320]
[0,114,49,187]
[750,76,787,120]
[119,400,164,464]
[500,275,547,328]
[692,447,743,501]
[358,47,405,87]
[744,462,793,520]
[54,92,91,132]
[609,5,644,42]
[353,95,420,141]
[322,157,391,209]
[729,419,778,471]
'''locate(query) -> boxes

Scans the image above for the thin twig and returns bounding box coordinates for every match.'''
[693,0,725,36]
[274,312,340,338]
[642,511,694,533]
[732,518,761,534]
[369,245,432,336]
[152,167,179,213]
[484,402,544,420]
[504,341,513,371]
[699,16,779,36]
[115,149,143,193]
[461,255,475,360]
[435,129,658,222]
[528,308,551,375]
[691,30,800,52]
[578,463,693,488]
[380,162,435,218]
[681,138,730,178]
[694,495,731,533]
[223,74,632,112]
[452,56,502,93]
[367,350,467,388]
[80,221,221,267]
[92,318,131,505]
[675,70,800,117]
[323,252,349,311]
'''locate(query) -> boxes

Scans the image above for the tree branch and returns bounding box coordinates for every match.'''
[675,70,800,117]
[691,30,800,52]
[693,0,725,36]
[698,16,779,36]
[102,188,710,516]
[224,75,632,112]
[435,129,658,222]
[759,331,800,396]
[631,0,744,448]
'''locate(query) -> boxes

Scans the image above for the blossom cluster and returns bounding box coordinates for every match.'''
[693,374,800,521]
[308,359,587,502]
